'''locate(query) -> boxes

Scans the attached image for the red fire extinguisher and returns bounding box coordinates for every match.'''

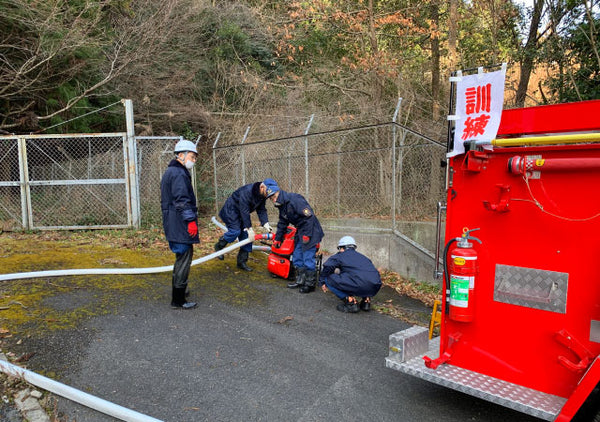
[447,228,482,322]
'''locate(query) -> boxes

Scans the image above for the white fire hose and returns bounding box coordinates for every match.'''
[211,216,272,252]
[0,236,254,421]
[0,358,163,422]
[0,237,253,282]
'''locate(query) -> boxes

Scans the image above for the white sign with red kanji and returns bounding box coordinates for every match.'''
[448,66,506,157]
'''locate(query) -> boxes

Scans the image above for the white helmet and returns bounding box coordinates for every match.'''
[174,140,197,154]
[338,236,357,249]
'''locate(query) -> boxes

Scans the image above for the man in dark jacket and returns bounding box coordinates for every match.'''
[160,139,200,309]
[214,178,278,271]
[320,236,381,313]
[269,189,324,293]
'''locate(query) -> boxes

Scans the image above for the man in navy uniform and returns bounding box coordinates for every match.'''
[160,139,200,309]
[214,178,278,271]
[269,188,324,293]
[320,236,382,313]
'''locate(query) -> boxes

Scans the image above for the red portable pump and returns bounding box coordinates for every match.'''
[254,226,297,279]
[254,226,322,280]
[447,228,481,322]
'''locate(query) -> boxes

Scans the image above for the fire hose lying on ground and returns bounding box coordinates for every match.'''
[0,235,253,282]
[0,217,317,421]
[0,232,255,422]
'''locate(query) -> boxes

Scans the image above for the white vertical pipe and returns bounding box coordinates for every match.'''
[0,359,163,422]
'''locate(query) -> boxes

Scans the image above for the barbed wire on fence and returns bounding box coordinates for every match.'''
[212,121,447,244]
[0,104,448,251]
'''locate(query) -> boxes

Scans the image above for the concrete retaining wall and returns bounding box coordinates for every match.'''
[321,218,444,285]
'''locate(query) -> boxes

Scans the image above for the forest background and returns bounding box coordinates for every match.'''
[1,0,599,147]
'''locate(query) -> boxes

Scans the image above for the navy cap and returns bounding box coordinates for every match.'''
[263,178,280,198]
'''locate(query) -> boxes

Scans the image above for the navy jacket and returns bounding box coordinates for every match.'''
[320,249,381,297]
[160,159,199,244]
[218,182,269,229]
[274,190,324,251]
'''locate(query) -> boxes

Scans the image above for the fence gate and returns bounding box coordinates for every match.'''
[0,133,133,230]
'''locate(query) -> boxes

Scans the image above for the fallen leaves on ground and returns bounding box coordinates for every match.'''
[380,270,441,308]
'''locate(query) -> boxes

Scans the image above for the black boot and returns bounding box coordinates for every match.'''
[171,287,197,309]
[237,249,252,271]
[299,270,317,293]
[359,297,371,312]
[214,237,228,261]
[337,297,359,313]
[287,267,305,289]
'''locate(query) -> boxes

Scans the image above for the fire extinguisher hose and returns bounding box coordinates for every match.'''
[442,238,459,314]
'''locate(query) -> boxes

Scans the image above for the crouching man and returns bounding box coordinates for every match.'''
[320,236,382,313]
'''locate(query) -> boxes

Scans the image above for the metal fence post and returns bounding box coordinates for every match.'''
[212,132,221,216]
[392,98,402,230]
[123,99,140,228]
[304,114,314,199]
[336,135,347,217]
[241,126,250,186]
[17,137,31,230]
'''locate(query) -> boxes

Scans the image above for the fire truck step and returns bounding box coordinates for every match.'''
[385,332,567,421]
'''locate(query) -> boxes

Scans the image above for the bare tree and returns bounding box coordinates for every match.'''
[0,0,181,132]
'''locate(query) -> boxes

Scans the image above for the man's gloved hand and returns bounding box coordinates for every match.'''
[302,235,310,244]
[245,227,256,240]
[263,222,273,233]
[273,240,282,249]
[187,221,198,237]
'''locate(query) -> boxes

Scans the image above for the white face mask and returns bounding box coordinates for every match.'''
[178,152,196,169]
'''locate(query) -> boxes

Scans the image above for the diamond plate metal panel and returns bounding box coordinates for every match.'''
[388,326,429,362]
[386,335,566,421]
[494,264,568,313]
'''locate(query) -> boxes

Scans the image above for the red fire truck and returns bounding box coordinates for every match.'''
[386,99,600,421]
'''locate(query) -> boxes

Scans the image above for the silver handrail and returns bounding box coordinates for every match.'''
[434,201,446,279]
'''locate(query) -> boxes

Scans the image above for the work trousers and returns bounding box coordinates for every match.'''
[172,245,193,289]
[222,224,253,253]
[324,278,348,300]
[292,244,317,271]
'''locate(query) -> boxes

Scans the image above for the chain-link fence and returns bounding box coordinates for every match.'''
[135,136,181,228]
[0,134,131,230]
[0,133,212,231]
[134,136,215,228]
[213,122,446,252]
[0,137,21,231]
[0,105,447,266]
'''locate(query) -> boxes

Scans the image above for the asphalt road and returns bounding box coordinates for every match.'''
[13,259,540,422]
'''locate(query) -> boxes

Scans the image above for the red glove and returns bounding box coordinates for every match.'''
[302,235,310,244]
[273,241,282,249]
[187,221,198,237]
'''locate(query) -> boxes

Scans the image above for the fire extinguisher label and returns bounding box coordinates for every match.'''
[450,275,471,308]
[453,257,466,266]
